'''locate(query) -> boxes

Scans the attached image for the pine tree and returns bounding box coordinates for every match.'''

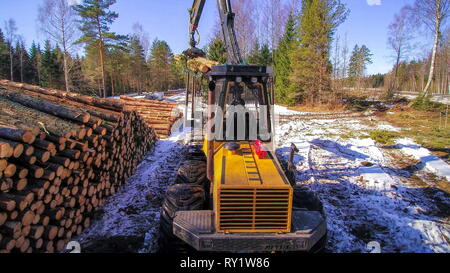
[128,36,147,93]
[169,56,185,90]
[13,40,33,83]
[207,38,227,64]
[29,42,42,85]
[82,44,104,95]
[148,39,184,91]
[0,28,10,79]
[348,44,372,87]
[274,12,297,105]
[69,55,85,92]
[53,45,66,88]
[73,0,127,97]
[148,39,174,92]
[247,42,261,64]
[107,46,127,95]
[290,0,348,104]
[247,42,273,65]
[290,0,332,104]
[41,41,63,88]
[258,44,273,66]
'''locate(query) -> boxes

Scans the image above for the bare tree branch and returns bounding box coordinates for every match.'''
[38,0,80,92]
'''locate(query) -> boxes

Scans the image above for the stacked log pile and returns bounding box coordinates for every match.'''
[118,96,180,138]
[164,89,186,98]
[0,80,161,253]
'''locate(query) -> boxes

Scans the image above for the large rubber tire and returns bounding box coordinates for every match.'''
[175,160,209,187]
[175,160,211,208]
[158,184,205,253]
[185,145,207,162]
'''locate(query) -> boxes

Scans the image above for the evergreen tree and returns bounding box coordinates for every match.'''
[41,41,63,88]
[0,28,10,79]
[348,45,360,79]
[53,45,66,88]
[169,56,185,90]
[29,41,42,85]
[207,38,227,64]
[128,36,147,93]
[289,0,348,104]
[248,42,273,65]
[73,0,127,97]
[148,39,174,91]
[258,44,273,66]
[274,12,297,105]
[13,40,34,83]
[106,46,127,95]
[69,55,85,92]
[348,44,372,86]
[247,41,261,64]
[82,44,104,95]
[290,0,332,104]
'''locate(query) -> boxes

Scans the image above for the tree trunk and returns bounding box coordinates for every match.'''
[423,0,442,96]
[20,51,24,83]
[96,16,107,98]
[99,41,107,98]
[63,53,70,92]
[0,88,90,124]
[391,53,401,93]
[9,47,14,82]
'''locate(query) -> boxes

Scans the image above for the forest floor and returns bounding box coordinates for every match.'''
[75,96,450,253]
[276,106,449,253]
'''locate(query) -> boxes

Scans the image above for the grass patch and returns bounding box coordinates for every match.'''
[369,130,400,145]
[379,106,450,162]
[340,131,357,139]
[288,102,346,113]
[412,96,447,112]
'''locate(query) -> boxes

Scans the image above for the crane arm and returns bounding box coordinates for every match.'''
[188,0,243,64]
[189,0,207,48]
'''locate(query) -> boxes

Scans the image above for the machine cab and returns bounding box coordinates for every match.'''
[208,65,275,143]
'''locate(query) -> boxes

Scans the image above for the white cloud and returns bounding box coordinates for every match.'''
[367,0,382,6]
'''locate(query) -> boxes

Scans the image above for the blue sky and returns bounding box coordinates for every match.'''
[0,0,423,75]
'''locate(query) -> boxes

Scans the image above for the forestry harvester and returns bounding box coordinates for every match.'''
[158,0,327,253]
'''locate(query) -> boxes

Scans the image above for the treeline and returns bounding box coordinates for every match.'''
[386,30,449,94]
[2,0,446,103]
[0,0,184,98]
[347,0,449,95]
[206,0,350,106]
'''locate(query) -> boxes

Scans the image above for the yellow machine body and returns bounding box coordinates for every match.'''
[203,140,293,233]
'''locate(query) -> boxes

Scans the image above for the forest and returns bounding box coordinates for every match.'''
[0,0,449,105]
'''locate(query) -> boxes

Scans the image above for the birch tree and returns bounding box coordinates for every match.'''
[387,6,414,92]
[16,36,25,83]
[231,0,257,58]
[38,0,79,92]
[412,0,450,95]
[4,19,17,81]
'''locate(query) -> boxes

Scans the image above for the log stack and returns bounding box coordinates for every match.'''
[118,96,181,139]
[164,89,185,99]
[0,79,163,253]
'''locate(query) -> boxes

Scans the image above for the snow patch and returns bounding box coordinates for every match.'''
[396,138,450,181]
